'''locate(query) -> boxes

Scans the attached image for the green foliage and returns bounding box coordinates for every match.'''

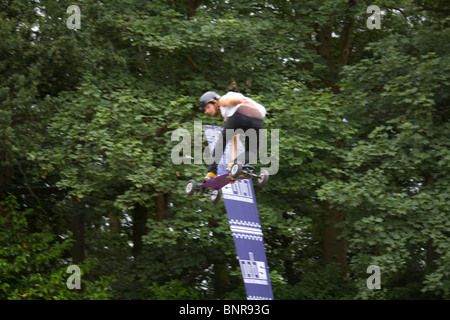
[318,15,450,298]
[273,264,356,300]
[148,280,205,300]
[0,195,113,299]
[1,0,449,300]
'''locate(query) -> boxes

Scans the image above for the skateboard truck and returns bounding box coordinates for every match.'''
[184,179,222,205]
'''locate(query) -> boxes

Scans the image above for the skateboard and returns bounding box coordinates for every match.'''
[184,163,269,204]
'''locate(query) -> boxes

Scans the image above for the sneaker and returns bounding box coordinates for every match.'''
[204,172,217,182]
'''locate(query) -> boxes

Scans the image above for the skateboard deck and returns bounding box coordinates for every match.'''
[200,174,234,191]
[200,165,258,191]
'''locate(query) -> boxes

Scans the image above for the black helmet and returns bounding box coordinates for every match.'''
[199,91,221,110]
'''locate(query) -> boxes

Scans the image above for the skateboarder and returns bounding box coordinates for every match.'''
[198,91,266,182]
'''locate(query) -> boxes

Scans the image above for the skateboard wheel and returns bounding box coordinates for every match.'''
[211,189,222,205]
[257,169,269,187]
[230,163,243,179]
[185,180,197,196]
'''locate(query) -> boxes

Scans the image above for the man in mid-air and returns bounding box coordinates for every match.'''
[198,91,266,182]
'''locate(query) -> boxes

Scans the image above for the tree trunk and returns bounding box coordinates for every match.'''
[316,25,338,90]
[340,0,355,66]
[426,239,438,267]
[132,203,148,257]
[321,201,347,276]
[109,212,120,234]
[317,26,334,71]
[0,151,12,218]
[186,0,203,19]
[156,192,169,222]
[213,262,230,298]
[71,212,85,264]
[207,215,231,298]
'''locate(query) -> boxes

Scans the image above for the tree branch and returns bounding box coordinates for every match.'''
[17,163,48,215]
[414,1,450,13]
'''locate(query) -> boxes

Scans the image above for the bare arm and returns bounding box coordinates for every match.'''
[218,92,245,107]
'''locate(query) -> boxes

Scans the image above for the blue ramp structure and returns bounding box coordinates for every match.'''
[204,125,274,300]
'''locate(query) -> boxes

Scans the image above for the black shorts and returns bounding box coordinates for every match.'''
[208,112,264,174]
